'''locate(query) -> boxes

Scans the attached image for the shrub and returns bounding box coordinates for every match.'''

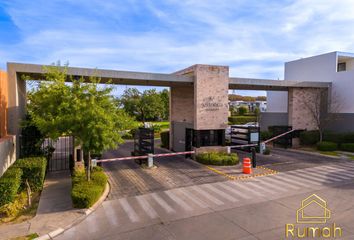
[316,141,337,151]
[340,143,354,152]
[160,131,169,149]
[263,148,271,155]
[71,167,107,208]
[196,152,239,166]
[299,131,320,145]
[13,157,47,191]
[323,132,354,144]
[228,116,256,125]
[238,106,248,115]
[261,131,273,141]
[0,167,23,207]
[0,192,27,217]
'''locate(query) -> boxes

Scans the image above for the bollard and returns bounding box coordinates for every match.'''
[227,146,231,154]
[243,158,252,174]
[91,159,97,167]
[260,142,266,154]
[251,147,256,168]
[148,154,154,168]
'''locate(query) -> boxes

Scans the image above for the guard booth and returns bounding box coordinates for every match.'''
[230,125,260,151]
[132,128,154,164]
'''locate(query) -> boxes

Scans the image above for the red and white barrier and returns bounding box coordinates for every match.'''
[96,150,195,163]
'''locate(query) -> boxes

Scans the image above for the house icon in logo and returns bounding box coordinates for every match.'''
[296,194,331,224]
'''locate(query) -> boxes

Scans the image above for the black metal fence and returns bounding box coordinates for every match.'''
[19,135,74,172]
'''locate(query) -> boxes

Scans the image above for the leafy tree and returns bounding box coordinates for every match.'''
[120,88,167,123]
[27,64,136,180]
[160,89,169,120]
[238,106,248,115]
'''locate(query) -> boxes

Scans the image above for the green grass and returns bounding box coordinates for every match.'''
[319,151,340,157]
[348,155,354,160]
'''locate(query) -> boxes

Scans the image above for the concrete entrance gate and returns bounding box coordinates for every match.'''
[5,62,331,157]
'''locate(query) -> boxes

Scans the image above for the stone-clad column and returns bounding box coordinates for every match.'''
[288,88,325,130]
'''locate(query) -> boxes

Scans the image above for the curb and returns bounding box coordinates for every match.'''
[34,181,111,240]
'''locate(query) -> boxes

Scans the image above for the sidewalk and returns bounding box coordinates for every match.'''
[0,171,83,240]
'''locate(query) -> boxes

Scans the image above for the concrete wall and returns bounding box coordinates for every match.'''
[266,91,288,113]
[0,136,16,177]
[0,70,8,137]
[259,112,288,131]
[169,85,194,150]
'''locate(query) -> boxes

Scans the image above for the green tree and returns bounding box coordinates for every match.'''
[238,106,248,115]
[120,88,166,123]
[27,64,136,180]
[160,89,169,120]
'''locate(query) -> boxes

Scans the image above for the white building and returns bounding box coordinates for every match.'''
[266,51,354,132]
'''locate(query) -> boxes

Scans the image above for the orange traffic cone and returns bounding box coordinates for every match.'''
[243,158,252,174]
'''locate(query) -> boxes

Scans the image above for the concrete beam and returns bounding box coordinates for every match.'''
[7,63,194,87]
[229,77,331,90]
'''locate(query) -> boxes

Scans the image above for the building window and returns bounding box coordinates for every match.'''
[338,62,346,72]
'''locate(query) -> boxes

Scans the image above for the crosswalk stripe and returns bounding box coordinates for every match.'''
[300,169,351,181]
[285,172,325,185]
[229,181,265,197]
[255,178,288,192]
[102,201,119,226]
[292,170,343,182]
[119,198,139,222]
[271,174,312,188]
[245,181,279,195]
[261,176,300,190]
[335,163,354,170]
[192,185,224,205]
[165,191,193,211]
[136,195,158,219]
[203,184,239,202]
[217,182,252,199]
[151,192,175,214]
[177,188,208,208]
[277,173,322,186]
[322,166,354,177]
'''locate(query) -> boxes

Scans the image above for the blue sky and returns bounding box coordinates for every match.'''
[1,0,354,96]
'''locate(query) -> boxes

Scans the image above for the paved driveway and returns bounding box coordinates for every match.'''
[102,141,225,199]
[55,161,354,239]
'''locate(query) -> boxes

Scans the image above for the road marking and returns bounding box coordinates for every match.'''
[217,182,252,199]
[119,198,139,223]
[136,195,158,219]
[291,170,342,183]
[151,192,175,214]
[102,201,119,226]
[177,188,208,208]
[286,173,324,186]
[192,185,224,205]
[300,168,351,181]
[322,166,354,177]
[255,178,288,192]
[165,190,193,211]
[245,181,278,195]
[229,181,265,197]
[261,176,300,190]
[203,184,239,202]
[271,174,312,188]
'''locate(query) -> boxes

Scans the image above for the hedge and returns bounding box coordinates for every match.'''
[0,167,23,207]
[160,131,169,148]
[299,130,354,146]
[71,166,107,208]
[340,143,354,152]
[196,152,239,166]
[228,116,256,125]
[316,141,337,151]
[261,131,273,141]
[13,157,47,192]
[300,131,320,145]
